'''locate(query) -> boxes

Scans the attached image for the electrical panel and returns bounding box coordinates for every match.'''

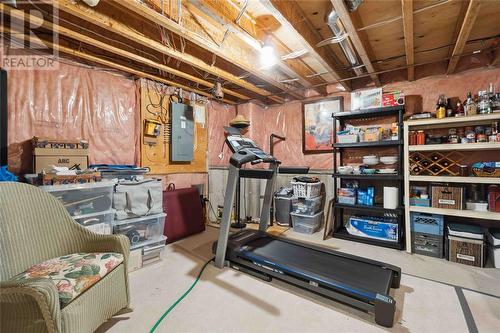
[170,102,194,162]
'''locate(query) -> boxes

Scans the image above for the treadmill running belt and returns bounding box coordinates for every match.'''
[244,237,393,295]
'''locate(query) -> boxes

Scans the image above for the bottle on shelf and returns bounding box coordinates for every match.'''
[446,98,454,117]
[455,99,465,117]
[464,91,477,116]
[478,90,492,114]
[436,94,447,119]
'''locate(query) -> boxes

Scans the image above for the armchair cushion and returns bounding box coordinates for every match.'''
[12,252,123,308]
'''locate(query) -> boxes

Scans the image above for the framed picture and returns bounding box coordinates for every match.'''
[302,97,343,154]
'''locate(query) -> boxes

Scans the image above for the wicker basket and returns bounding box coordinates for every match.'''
[291,180,321,199]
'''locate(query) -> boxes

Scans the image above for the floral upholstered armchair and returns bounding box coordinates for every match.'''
[0,182,131,333]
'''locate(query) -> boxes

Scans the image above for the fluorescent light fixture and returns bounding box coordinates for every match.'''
[473,50,481,54]
[260,38,277,69]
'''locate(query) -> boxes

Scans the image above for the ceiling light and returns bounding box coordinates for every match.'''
[260,37,277,69]
[473,50,481,54]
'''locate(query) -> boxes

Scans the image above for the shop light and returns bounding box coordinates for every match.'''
[260,38,277,69]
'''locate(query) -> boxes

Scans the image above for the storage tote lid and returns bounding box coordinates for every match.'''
[489,228,500,246]
[447,223,484,240]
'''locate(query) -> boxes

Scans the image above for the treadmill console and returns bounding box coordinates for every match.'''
[226,135,278,168]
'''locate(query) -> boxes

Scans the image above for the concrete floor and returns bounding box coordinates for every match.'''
[97,226,500,333]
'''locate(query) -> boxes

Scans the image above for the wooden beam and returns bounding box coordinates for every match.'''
[189,0,324,94]
[106,0,302,100]
[50,0,284,104]
[0,26,236,104]
[447,0,481,74]
[330,0,381,86]
[401,0,414,81]
[262,0,351,92]
[0,3,249,101]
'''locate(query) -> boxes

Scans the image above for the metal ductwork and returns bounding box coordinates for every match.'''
[327,10,364,76]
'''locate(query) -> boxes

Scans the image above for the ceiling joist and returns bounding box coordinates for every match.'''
[0,26,236,104]
[106,0,302,100]
[0,3,248,101]
[447,0,481,74]
[50,0,285,104]
[401,0,414,81]
[330,0,381,87]
[186,0,319,94]
[262,0,351,92]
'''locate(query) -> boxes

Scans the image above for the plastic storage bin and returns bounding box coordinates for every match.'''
[411,213,444,236]
[291,211,323,234]
[412,232,443,258]
[73,209,115,235]
[488,229,500,269]
[292,195,324,215]
[142,237,167,265]
[113,213,166,249]
[40,180,115,216]
[291,180,321,199]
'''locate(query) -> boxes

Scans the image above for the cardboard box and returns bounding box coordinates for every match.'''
[382,91,405,107]
[33,147,89,173]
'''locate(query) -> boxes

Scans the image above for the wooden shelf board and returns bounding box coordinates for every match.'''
[405,113,500,129]
[409,175,500,184]
[409,206,500,220]
[408,142,500,152]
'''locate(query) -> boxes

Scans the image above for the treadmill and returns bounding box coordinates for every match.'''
[213,137,401,328]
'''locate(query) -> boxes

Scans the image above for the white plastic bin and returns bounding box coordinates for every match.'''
[113,213,166,248]
[292,195,324,215]
[291,211,323,234]
[291,181,321,199]
[40,180,115,216]
[488,230,500,269]
[73,209,115,235]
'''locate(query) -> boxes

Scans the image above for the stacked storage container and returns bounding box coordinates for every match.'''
[40,180,116,235]
[111,178,166,271]
[290,179,324,234]
[410,213,444,258]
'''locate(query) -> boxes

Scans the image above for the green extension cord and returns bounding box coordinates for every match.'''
[150,258,214,333]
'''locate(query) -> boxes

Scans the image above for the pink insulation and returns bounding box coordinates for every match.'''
[5,54,138,174]
[207,100,236,167]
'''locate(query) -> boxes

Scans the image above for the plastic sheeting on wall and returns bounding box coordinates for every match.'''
[4,50,138,174]
[207,100,236,167]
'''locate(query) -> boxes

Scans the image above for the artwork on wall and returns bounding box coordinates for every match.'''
[302,97,343,154]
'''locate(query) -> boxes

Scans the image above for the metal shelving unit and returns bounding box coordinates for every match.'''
[403,114,500,254]
[331,105,406,250]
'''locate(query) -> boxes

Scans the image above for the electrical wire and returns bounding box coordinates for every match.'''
[149,258,213,333]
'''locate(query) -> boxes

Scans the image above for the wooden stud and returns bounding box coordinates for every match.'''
[447,0,481,74]
[401,0,414,81]
[49,0,284,103]
[106,0,301,100]
[263,0,352,92]
[330,0,381,87]
[0,3,249,101]
[0,26,236,104]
